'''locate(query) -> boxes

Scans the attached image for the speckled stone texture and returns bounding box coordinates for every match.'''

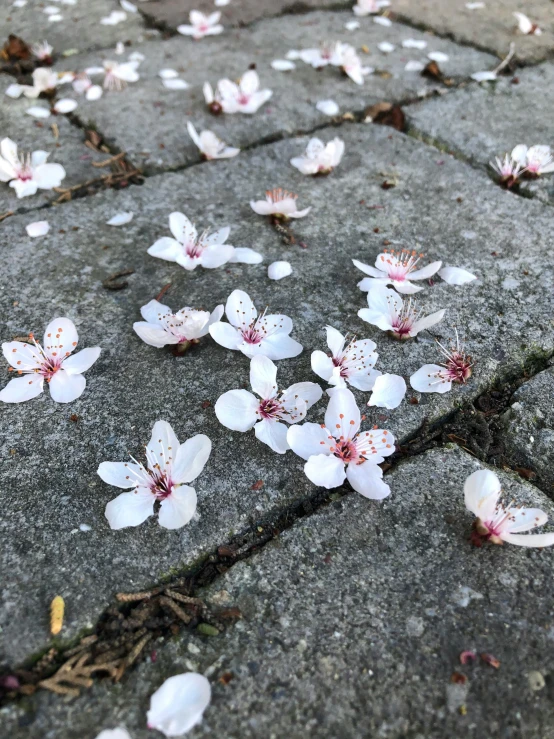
[56,11,496,173]
[393,0,554,64]
[2,447,554,738]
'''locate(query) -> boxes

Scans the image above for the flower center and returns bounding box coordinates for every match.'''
[332,439,358,463]
[380,249,423,282]
[242,326,262,345]
[266,187,297,205]
[237,93,250,105]
[185,241,203,259]
[148,467,174,499]
[258,398,281,419]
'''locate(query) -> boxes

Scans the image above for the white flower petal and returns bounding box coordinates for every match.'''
[26,106,51,119]
[428,51,449,63]
[61,346,101,375]
[0,375,44,403]
[53,98,78,113]
[373,16,392,26]
[271,59,296,71]
[268,261,292,280]
[378,42,395,53]
[25,220,49,237]
[107,212,134,226]
[404,60,425,72]
[316,99,339,116]
[345,20,360,30]
[346,462,390,499]
[325,387,360,437]
[464,469,501,520]
[5,83,23,98]
[215,389,259,431]
[402,38,427,49]
[147,673,211,737]
[105,488,154,529]
[250,354,278,399]
[304,453,346,489]
[94,729,133,739]
[311,350,335,383]
[471,71,497,82]
[172,434,211,484]
[254,418,290,453]
[410,364,452,394]
[438,266,477,285]
[158,486,197,529]
[287,422,332,460]
[121,0,137,12]
[163,78,189,90]
[368,374,406,409]
[48,369,86,402]
[97,461,144,489]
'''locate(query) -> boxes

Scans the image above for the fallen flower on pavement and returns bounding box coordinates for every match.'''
[250,188,311,220]
[288,387,394,499]
[410,332,472,394]
[353,250,442,294]
[72,73,103,100]
[513,12,541,35]
[133,299,223,352]
[177,10,223,39]
[0,138,66,197]
[311,326,380,391]
[99,421,211,530]
[86,60,140,91]
[209,289,303,359]
[489,151,523,187]
[0,317,100,403]
[205,70,272,114]
[215,355,322,453]
[147,673,211,736]
[511,144,554,176]
[465,469,554,547]
[290,137,344,175]
[358,284,445,339]
[31,39,53,62]
[187,122,240,159]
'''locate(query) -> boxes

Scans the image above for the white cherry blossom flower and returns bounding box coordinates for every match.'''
[16,67,59,98]
[134,299,223,352]
[99,421,211,530]
[465,469,554,547]
[338,45,373,85]
[0,138,66,198]
[287,387,394,499]
[250,188,311,220]
[353,250,442,294]
[489,152,523,186]
[177,11,223,39]
[215,355,322,453]
[0,317,100,404]
[368,374,406,409]
[147,673,211,737]
[147,212,261,270]
[187,122,240,159]
[31,40,53,61]
[101,60,140,90]
[290,137,344,175]
[300,40,345,68]
[72,73,103,100]
[511,144,554,176]
[209,289,303,360]
[353,0,390,16]
[215,70,272,114]
[311,326,380,391]
[358,284,445,340]
[513,12,541,35]
[410,332,472,394]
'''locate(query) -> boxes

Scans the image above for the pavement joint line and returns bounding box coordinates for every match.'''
[1,344,552,705]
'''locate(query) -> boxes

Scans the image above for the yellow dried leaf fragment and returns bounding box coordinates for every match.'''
[50,596,64,635]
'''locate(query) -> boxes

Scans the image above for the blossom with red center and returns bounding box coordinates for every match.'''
[133,299,224,352]
[489,153,524,187]
[0,137,66,198]
[511,144,554,177]
[287,387,395,499]
[250,188,311,220]
[148,211,261,270]
[215,355,322,453]
[410,333,473,394]
[187,122,240,160]
[204,70,272,115]
[290,137,345,176]
[177,10,224,40]
[311,325,381,391]
[358,284,445,340]
[0,317,100,403]
[209,289,303,360]
[465,469,554,548]
[98,420,211,530]
[353,250,442,295]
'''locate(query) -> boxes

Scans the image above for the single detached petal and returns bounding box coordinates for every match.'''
[438,266,477,285]
[158,486,197,529]
[268,261,292,280]
[271,59,295,71]
[228,247,263,264]
[316,99,339,116]
[53,98,78,113]
[0,374,44,403]
[215,389,259,431]
[48,369,86,402]
[368,374,406,409]
[254,418,290,453]
[26,220,49,237]
[26,106,51,119]
[105,488,155,530]
[172,434,212,484]
[163,79,190,90]
[346,462,390,500]
[304,453,346,489]
[464,469,501,520]
[147,673,211,737]
[107,212,133,226]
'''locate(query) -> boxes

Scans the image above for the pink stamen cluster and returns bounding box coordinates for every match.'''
[379,249,424,282]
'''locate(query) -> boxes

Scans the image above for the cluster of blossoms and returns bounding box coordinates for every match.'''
[490,145,554,188]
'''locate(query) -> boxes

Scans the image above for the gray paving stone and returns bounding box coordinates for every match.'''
[0,78,107,214]
[1,121,553,668]
[407,63,554,205]
[3,447,554,738]
[393,0,554,64]
[501,365,554,494]
[56,10,496,174]
[1,0,156,57]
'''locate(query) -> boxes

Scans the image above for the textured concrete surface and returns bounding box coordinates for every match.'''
[394,0,554,64]
[502,365,554,494]
[1,122,553,666]
[3,447,554,738]
[407,63,554,204]
[57,11,496,173]
[1,0,156,56]
[0,77,106,214]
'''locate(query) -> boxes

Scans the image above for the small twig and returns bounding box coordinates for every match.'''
[116,587,163,602]
[91,152,126,168]
[164,589,204,608]
[155,282,172,302]
[102,269,134,291]
[159,595,193,624]
[50,122,59,141]
[271,218,296,245]
[115,633,152,682]
[0,210,14,223]
[493,42,516,75]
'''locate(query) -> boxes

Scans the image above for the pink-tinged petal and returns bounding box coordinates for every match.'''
[43,317,79,359]
[209,321,242,350]
[105,487,154,530]
[352,258,383,278]
[32,163,66,189]
[254,418,289,454]
[48,369,86,402]
[169,212,197,245]
[325,387,360,438]
[177,24,196,36]
[501,532,554,548]
[62,347,101,374]
[346,462,390,500]
[172,434,211,484]
[133,322,173,348]
[0,374,44,403]
[97,461,145,489]
[368,374,406,409]
[304,453,346,488]
[158,486,197,529]
[225,289,256,328]
[11,179,38,198]
[311,350,335,383]
[410,364,452,394]
[199,244,235,269]
[282,382,323,411]
[250,355,278,399]
[147,421,180,470]
[325,325,346,356]
[260,333,303,360]
[215,389,259,431]
[409,260,442,280]
[147,237,182,262]
[410,309,446,336]
[147,673,211,737]
[287,422,332,460]
[438,266,477,285]
[504,507,548,534]
[464,469,501,520]
[2,340,43,370]
[229,247,263,264]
